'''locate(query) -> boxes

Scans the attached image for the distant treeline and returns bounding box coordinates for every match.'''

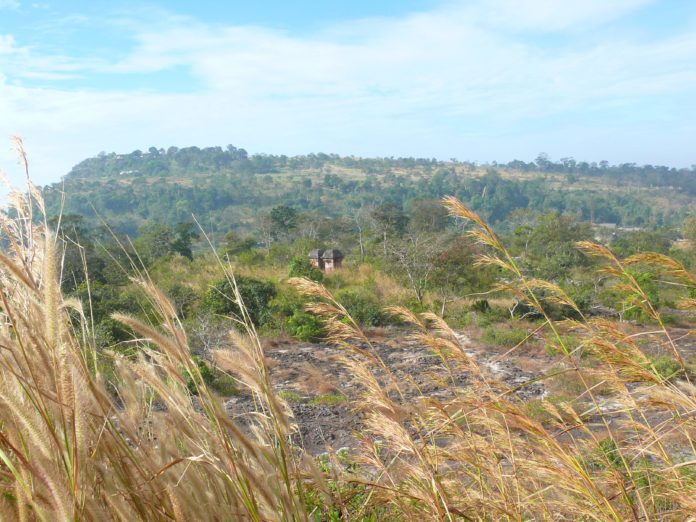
[44,146,695,236]
[506,153,696,195]
[68,146,695,191]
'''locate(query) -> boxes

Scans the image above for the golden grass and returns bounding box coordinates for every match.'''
[0,146,317,520]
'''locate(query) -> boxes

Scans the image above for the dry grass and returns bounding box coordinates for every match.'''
[0,143,317,520]
[0,145,694,520]
[291,198,696,520]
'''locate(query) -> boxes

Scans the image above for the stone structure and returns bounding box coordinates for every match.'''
[321,249,344,272]
[308,249,324,269]
[308,248,344,272]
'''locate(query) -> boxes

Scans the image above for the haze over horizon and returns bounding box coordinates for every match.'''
[1,0,695,185]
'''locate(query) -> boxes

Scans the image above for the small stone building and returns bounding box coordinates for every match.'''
[308,249,325,269]
[321,249,344,272]
[308,248,344,272]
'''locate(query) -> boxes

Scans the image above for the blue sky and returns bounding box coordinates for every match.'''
[0,0,695,185]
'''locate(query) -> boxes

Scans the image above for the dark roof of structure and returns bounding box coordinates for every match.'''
[321,249,343,259]
[308,249,324,259]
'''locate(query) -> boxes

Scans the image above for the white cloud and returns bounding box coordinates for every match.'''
[0,0,694,185]
[469,0,656,32]
[0,0,19,10]
[0,34,18,54]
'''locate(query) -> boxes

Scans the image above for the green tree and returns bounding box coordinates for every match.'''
[372,203,409,256]
[387,232,445,304]
[610,229,672,258]
[519,213,593,281]
[408,198,450,233]
[288,256,323,282]
[431,236,496,316]
[165,283,199,319]
[203,277,277,327]
[135,223,173,265]
[372,203,408,239]
[220,231,257,257]
[171,222,199,260]
[270,205,298,238]
[683,216,696,250]
[50,214,106,292]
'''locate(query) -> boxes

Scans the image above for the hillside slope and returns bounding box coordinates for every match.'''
[42,146,696,235]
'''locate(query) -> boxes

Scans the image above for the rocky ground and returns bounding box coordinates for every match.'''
[224,326,550,454]
[222,324,696,455]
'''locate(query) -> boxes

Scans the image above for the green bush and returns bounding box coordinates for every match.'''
[219,232,257,258]
[202,276,276,326]
[472,303,510,327]
[186,356,215,395]
[210,374,238,396]
[336,289,385,327]
[269,290,303,317]
[471,299,490,313]
[323,272,347,289]
[236,249,262,266]
[309,394,347,406]
[165,283,199,319]
[545,333,580,357]
[482,325,529,347]
[622,270,660,322]
[286,311,323,342]
[186,357,238,396]
[649,355,684,381]
[288,255,323,282]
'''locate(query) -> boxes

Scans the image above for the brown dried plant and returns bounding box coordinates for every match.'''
[0,142,314,521]
[288,197,696,520]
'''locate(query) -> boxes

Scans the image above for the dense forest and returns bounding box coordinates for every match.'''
[43,146,696,237]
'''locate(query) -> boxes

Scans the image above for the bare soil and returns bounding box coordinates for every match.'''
[223,324,696,455]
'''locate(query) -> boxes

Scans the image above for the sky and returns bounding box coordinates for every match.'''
[0,0,695,185]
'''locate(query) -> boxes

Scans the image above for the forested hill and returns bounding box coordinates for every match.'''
[42,145,696,236]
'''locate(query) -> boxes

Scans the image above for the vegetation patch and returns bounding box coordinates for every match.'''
[309,394,347,407]
[482,325,530,347]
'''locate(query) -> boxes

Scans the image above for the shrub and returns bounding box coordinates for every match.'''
[186,356,215,395]
[622,269,660,322]
[482,325,529,347]
[165,283,199,318]
[336,289,385,327]
[236,249,262,266]
[545,333,581,357]
[219,232,257,258]
[203,276,276,326]
[649,355,684,381]
[309,394,347,406]
[285,310,323,342]
[288,255,323,282]
[471,299,490,313]
[210,374,238,396]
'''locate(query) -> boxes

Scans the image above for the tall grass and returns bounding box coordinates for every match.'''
[0,144,694,520]
[0,140,314,520]
[290,198,696,520]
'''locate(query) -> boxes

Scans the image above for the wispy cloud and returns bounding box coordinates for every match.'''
[469,0,656,32]
[0,34,19,54]
[0,0,20,10]
[0,0,694,184]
